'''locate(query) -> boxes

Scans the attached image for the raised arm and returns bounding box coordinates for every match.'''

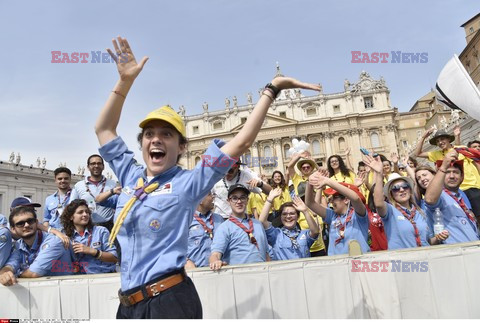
[413,128,434,159]
[259,188,282,229]
[454,126,461,146]
[363,154,387,217]
[424,151,457,205]
[292,196,319,238]
[95,37,149,146]
[322,178,366,216]
[305,169,331,219]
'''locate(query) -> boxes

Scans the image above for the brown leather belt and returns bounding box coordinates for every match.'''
[118,271,186,307]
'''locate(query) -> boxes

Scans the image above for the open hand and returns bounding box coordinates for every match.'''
[271,76,323,92]
[106,36,149,82]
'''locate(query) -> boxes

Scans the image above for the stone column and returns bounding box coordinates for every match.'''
[273,138,284,172]
[251,142,261,175]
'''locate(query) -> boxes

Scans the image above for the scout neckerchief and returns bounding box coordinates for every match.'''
[72,228,94,272]
[454,147,480,163]
[23,231,43,266]
[281,226,301,250]
[443,189,477,228]
[228,215,258,249]
[395,204,422,247]
[108,168,180,247]
[222,170,241,191]
[85,177,107,199]
[193,211,214,239]
[334,207,354,245]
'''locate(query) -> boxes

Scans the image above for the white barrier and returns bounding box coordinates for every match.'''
[1,241,480,319]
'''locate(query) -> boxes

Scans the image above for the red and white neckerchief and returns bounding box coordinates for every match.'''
[395,204,422,247]
[228,215,258,249]
[85,177,107,199]
[334,208,354,245]
[193,212,214,240]
[443,189,477,225]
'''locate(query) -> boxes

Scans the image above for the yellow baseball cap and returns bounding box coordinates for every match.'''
[138,105,186,137]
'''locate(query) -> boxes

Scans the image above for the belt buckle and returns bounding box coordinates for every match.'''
[150,283,161,296]
[118,290,131,307]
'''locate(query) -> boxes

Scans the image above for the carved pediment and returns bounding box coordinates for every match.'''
[351,71,387,93]
[230,113,297,132]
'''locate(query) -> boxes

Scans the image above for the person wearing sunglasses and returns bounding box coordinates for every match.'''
[209,184,269,271]
[212,160,272,220]
[60,199,118,274]
[0,215,12,269]
[287,151,317,196]
[258,188,318,260]
[364,154,430,250]
[0,206,73,286]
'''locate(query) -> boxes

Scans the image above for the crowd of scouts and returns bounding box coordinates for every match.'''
[0,36,479,319]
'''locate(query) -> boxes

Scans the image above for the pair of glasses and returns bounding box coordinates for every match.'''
[391,183,410,192]
[88,162,104,167]
[301,166,311,170]
[230,196,248,203]
[281,212,297,217]
[227,167,238,174]
[330,160,339,164]
[14,218,36,228]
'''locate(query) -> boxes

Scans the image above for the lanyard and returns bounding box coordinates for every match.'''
[395,204,422,247]
[57,189,71,208]
[228,215,258,249]
[193,212,214,239]
[24,231,43,266]
[222,170,241,191]
[85,177,107,199]
[334,208,354,245]
[443,189,477,228]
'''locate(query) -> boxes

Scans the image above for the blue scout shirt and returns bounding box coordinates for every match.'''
[70,226,117,274]
[5,231,73,276]
[187,211,224,267]
[382,203,430,250]
[43,191,72,229]
[0,215,12,268]
[325,208,370,255]
[210,215,268,265]
[425,190,478,243]
[70,177,118,224]
[265,225,315,260]
[99,136,235,291]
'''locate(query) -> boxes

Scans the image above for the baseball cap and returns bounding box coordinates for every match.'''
[138,105,186,137]
[10,197,41,211]
[324,183,366,204]
[227,184,250,198]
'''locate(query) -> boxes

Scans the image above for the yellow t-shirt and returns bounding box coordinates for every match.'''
[292,173,308,195]
[330,171,356,184]
[297,211,326,253]
[428,147,480,191]
[247,192,267,218]
[271,186,293,211]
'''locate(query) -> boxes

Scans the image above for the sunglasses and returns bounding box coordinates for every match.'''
[230,195,248,203]
[281,212,297,217]
[391,183,410,192]
[14,218,36,228]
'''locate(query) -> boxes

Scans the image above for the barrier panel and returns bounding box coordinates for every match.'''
[1,241,480,319]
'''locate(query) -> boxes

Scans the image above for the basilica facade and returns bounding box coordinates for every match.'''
[180,71,399,175]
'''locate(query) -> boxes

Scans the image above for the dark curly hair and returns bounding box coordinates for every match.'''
[327,155,350,177]
[61,199,94,238]
[271,170,287,190]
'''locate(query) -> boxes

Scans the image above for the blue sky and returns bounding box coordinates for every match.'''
[0,0,478,174]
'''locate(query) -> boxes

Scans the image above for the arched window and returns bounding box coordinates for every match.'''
[284,144,291,158]
[264,145,272,157]
[370,132,380,148]
[243,149,251,166]
[194,156,201,165]
[338,137,346,151]
[312,140,321,155]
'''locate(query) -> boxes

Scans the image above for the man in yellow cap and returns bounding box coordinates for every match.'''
[95,36,321,319]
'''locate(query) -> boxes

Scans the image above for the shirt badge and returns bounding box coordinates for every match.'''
[0,235,6,243]
[461,219,467,225]
[149,219,161,232]
[42,243,50,250]
[151,182,173,196]
[299,234,307,240]
[397,216,406,221]
[92,241,101,248]
[122,186,134,197]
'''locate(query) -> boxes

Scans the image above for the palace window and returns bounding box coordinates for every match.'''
[241,117,247,124]
[364,96,374,109]
[370,132,380,148]
[195,156,201,164]
[279,111,287,118]
[264,145,273,157]
[213,121,223,131]
[192,126,199,134]
[333,105,341,114]
[306,107,316,117]
[338,137,346,151]
[284,144,291,159]
[312,140,321,155]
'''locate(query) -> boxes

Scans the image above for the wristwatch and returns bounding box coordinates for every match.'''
[265,83,280,98]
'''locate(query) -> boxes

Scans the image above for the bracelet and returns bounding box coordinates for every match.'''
[438,168,447,173]
[112,90,126,99]
[266,199,273,204]
[265,83,280,98]
[94,249,100,258]
[96,250,103,260]
[110,188,115,195]
[257,181,264,188]
[262,91,275,101]
[47,227,52,234]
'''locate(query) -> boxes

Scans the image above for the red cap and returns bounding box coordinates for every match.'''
[324,182,366,204]
[435,159,464,172]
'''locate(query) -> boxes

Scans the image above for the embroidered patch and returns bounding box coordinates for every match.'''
[397,216,406,221]
[149,219,161,232]
[42,243,50,250]
[299,234,307,240]
[150,182,173,196]
[461,219,467,225]
[0,235,6,243]
[92,241,101,248]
